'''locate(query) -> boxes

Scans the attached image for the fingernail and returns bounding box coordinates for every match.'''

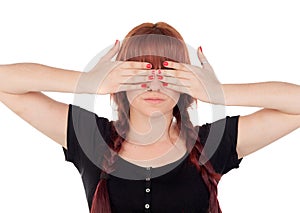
[115,40,119,45]
[141,84,147,88]
[152,70,155,75]
[148,75,154,80]
[157,75,163,80]
[199,46,203,53]
[163,61,168,67]
[163,82,168,86]
[157,69,162,74]
[146,63,152,69]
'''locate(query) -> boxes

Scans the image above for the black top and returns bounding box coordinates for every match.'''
[63,104,242,213]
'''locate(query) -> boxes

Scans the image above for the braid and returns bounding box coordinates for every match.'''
[91,91,222,213]
[91,92,130,213]
[174,95,222,213]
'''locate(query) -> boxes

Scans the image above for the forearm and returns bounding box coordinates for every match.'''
[0,63,82,94]
[223,82,300,115]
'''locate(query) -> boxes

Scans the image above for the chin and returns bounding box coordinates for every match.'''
[147,110,166,117]
[143,107,174,118]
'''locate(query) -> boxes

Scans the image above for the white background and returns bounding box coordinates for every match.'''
[0,0,299,212]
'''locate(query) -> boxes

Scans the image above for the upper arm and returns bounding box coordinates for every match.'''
[237,109,300,158]
[0,91,69,148]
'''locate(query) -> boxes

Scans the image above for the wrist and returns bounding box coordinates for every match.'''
[198,83,226,105]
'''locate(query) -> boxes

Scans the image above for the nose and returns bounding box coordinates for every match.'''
[148,75,163,91]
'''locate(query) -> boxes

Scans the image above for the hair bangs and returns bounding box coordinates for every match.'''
[116,34,190,69]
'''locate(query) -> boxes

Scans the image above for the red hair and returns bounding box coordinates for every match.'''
[91,22,222,213]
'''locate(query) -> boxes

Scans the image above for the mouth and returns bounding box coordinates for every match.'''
[143,98,165,104]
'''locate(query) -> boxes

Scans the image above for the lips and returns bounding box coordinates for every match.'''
[142,92,167,103]
[144,98,165,100]
[143,93,166,100]
[143,97,165,103]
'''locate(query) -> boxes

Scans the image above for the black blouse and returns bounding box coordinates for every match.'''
[63,104,242,213]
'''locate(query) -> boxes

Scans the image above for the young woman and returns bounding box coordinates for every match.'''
[0,22,299,213]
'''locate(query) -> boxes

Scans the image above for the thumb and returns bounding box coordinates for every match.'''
[99,40,120,62]
[197,46,211,69]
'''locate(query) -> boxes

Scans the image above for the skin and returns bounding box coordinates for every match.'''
[0,40,299,166]
[121,79,182,163]
[158,48,300,159]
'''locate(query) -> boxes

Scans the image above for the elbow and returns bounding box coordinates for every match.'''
[0,64,30,94]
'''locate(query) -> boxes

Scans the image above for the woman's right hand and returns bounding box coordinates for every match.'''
[79,40,154,95]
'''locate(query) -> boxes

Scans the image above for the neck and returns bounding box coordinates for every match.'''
[126,108,177,146]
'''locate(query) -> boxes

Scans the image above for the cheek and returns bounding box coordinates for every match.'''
[161,88,180,104]
[126,90,144,105]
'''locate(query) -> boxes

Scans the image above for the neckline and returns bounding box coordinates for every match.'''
[118,133,188,169]
[117,150,189,170]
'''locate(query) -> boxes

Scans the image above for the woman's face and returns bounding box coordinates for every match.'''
[126,77,180,117]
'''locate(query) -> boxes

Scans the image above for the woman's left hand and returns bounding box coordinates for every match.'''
[158,47,225,104]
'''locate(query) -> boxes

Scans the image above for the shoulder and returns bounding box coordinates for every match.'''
[65,104,114,167]
[196,116,240,142]
[69,104,112,134]
[195,116,241,174]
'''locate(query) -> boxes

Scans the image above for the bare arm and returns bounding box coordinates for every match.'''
[237,109,300,158]
[0,63,83,148]
[223,82,300,115]
[0,91,69,148]
[0,41,151,96]
[0,63,81,94]
[0,44,113,148]
[0,42,152,149]
[222,83,300,158]
[161,50,300,159]
[154,49,300,159]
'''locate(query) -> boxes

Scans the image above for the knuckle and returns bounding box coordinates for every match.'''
[130,62,137,69]
[131,69,137,75]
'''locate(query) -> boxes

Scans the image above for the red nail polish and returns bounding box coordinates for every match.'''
[157,75,163,80]
[163,82,168,86]
[141,84,147,88]
[146,64,152,69]
[115,40,119,45]
[163,61,168,67]
[199,46,203,53]
[152,70,155,75]
[157,70,162,74]
[148,75,154,80]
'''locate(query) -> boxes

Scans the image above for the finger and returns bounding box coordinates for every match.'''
[197,46,212,70]
[120,69,154,76]
[116,83,150,92]
[162,61,188,71]
[119,75,153,84]
[158,76,191,87]
[161,83,190,95]
[119,61,152,69]
[99,40,121,62]
[162,61,201,77]
[158,69,193,79]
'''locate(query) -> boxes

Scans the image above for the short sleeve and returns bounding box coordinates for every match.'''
[62,104,111,172]
[197,116,242,174]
